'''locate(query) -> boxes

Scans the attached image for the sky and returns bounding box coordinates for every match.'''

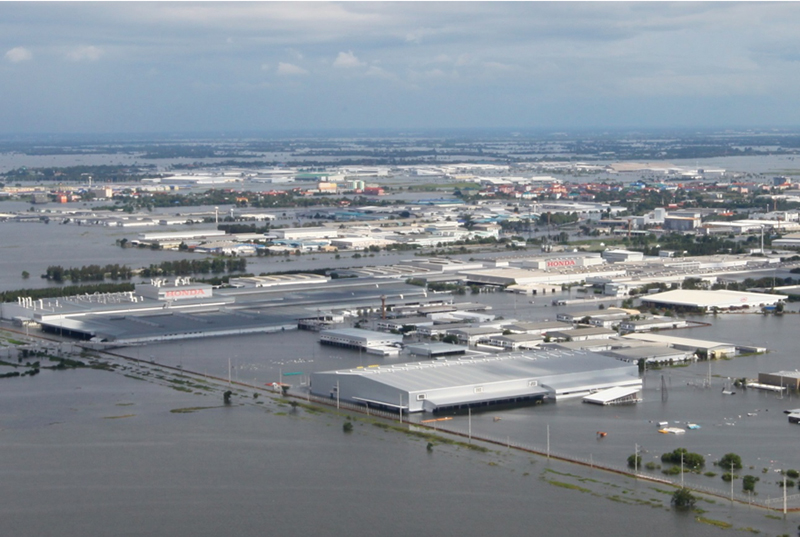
[2,2,800,134]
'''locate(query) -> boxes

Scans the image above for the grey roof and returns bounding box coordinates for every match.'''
[492,334,544,343]
[406,342,468,356]
[325,350,636,393]
[549,326,616,338]
[447,326,504,336]
[602,346,691,361]
[502,321,573,332]
[321,327,402,343]
[540,340,615,352]
[42,307,296,342]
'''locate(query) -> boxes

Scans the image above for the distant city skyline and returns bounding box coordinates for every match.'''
[2,2,800,134]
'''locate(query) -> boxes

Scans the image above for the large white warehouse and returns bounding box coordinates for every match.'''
[310,350,641,413]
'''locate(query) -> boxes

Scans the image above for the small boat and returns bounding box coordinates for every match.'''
[658,427,686,435]
[722,389,736,395]
[596,431,607,438]
[686,423,701,430]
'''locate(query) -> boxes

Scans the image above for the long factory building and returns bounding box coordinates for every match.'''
[0,277,436,345]
[310,350,642,413]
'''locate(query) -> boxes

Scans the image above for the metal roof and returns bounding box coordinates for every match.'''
[583,386,641,404]
[643,289,787,308]
[324,350,638,393]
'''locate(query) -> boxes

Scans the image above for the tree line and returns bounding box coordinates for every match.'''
[41,258,247,283]
[139,257,246,277]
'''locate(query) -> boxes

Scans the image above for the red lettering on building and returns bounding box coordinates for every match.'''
[546,259,577,268]
[163,289,209,298]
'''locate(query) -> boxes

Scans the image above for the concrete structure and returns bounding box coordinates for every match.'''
[622,333,737,358]
[228,273,329,288]
[405,342,468,358]
[501,321,573,335]
[601,345,694,364]
[375,317,434,332]
[310,350,642,413]
[618,317,690,334]
[547,326,616,342]
[319,328,403,351]
[520,254,605,271]
[274,227,339,240]
[555,309,628,327]
[758,371,800,391]
[483,333,543,350]
[139,230,226,241]
[583,386,642,405]
[446,326,504,345]
[602,249,645,263]
[134,280,214,302]
[664,216,700,231]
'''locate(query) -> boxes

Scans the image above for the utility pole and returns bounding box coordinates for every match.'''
[547,424,550,460]
[634,443,639,475]
[730,460,734,502]
[468,407,472,442]
[681,452,684,488]
[784,473,788,516]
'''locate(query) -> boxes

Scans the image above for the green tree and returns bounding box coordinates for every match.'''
[627,453,642,469]
[661,448,704,470]
[743,475,758,492]
[671,488,696,509]
[718,453,743,470]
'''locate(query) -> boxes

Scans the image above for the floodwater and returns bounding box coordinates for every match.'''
[0,366,792,537]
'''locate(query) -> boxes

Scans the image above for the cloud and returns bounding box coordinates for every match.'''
[333,50,364,69]
[5,47,32,63]
[365,65,394,80]
[405,28,427,44]
[66,45,103,61]
[276,62,308,76]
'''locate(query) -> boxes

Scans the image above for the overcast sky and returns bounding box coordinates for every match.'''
[2,2,800,134]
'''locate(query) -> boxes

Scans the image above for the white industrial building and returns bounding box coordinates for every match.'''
[602,249,645,263]
[641,289,787,311]
[310,350,642,413]
[274,227,340,240]
[319,328,403,351]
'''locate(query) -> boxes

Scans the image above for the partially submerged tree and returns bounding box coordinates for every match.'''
[671,488,697,509]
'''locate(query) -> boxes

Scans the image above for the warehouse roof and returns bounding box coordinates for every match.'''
[642,289,787,308]
[324,350,638,393]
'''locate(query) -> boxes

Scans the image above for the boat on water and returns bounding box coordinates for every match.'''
[686,423,701,430]
[658,427,686,434]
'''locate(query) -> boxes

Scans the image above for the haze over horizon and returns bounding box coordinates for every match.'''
[2,2,800,135]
